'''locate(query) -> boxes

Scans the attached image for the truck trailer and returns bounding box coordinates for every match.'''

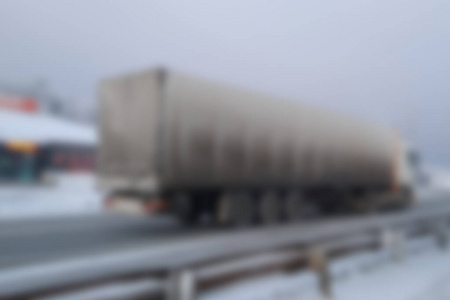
[98,68,416,225]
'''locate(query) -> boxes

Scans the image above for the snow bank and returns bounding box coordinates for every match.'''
[416,165,450,201]
[0,174,104,219]
[201,236,450,300]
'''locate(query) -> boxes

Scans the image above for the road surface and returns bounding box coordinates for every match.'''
[0,191,448,271]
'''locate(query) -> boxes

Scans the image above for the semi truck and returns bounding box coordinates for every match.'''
[98,68,416,226]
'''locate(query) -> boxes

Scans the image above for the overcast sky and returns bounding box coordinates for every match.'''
[1,0,450,166]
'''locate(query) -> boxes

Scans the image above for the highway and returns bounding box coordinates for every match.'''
[0,191,447,271]
[0,191,448,299]
[0,214,185,269]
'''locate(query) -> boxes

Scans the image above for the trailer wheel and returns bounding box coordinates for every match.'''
[217,192,254,227]
[259,192,280,225]
[284,192,303,222]
[172,193,197,225]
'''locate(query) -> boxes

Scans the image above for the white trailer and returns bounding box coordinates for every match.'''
[98,68,415,225]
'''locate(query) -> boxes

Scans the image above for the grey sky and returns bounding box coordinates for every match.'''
[1,0,450,166]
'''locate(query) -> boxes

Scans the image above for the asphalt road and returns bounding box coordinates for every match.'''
[0,214,190,270]
[0,190,448,271]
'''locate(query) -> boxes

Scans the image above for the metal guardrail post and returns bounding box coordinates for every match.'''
[432,220,448,250]
[381,229,405,262]
[167,270,196,300]
[308,247,331,298]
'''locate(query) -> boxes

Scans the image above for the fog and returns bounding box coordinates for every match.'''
[1,0,450,165]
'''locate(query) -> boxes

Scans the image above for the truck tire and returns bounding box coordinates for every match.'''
[172,193,197,225]
[259,192,280,225]
[217,192,255,227]
[284,192,303,221]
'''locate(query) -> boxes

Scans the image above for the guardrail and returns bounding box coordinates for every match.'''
[1,202,450,300]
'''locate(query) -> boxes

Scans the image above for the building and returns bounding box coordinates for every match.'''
[0,109,97,183]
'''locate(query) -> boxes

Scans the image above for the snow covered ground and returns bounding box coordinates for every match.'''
[0,173,104,219]
[0,109,100,219]
[201,235,450,300]
[422,165,450,190]
[416,165,450,202]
